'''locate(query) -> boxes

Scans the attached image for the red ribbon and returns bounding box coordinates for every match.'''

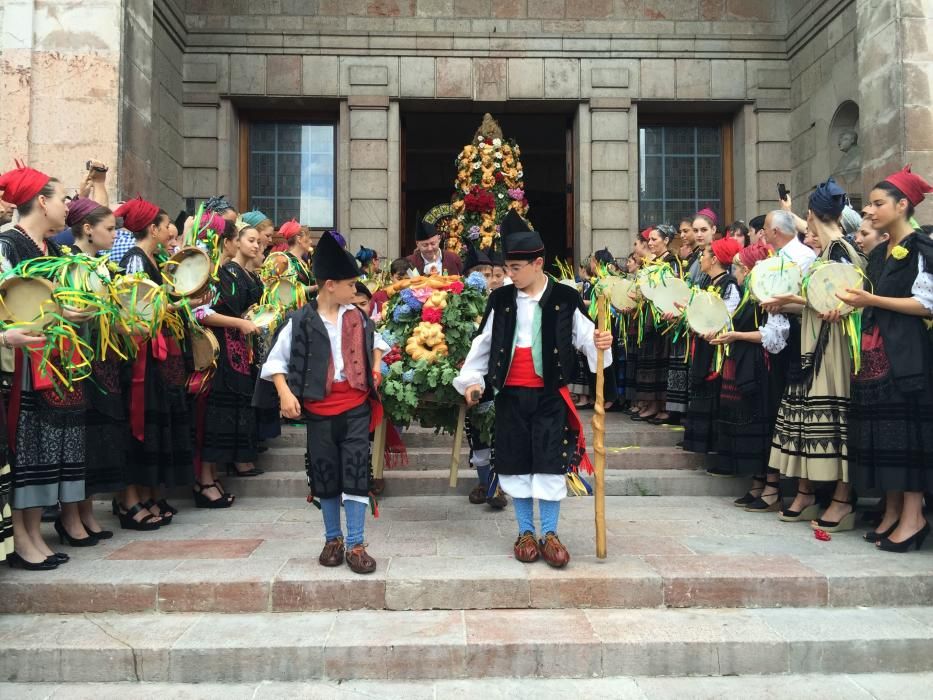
[129,333,183,442]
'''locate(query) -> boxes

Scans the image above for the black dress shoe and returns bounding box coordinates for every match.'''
[7,552,59,570]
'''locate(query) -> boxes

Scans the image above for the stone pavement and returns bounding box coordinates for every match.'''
[3,674,932,699]
[1,414,932,689]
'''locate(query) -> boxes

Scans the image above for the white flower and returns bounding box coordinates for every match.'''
[495,152,503,159]
[495,162,501,169]
[517,171,523,178]
[498,193,504,199]
[478,136,485,142]
[493,138,502,147]
[473,162,481,170]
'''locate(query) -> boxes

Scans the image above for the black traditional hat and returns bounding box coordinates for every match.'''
[312,230,361,282]
[462,241,493,273]
[416,218,437,241]
[500,210,545,262]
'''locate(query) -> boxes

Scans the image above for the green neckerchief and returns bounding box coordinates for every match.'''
[510,292,544,379]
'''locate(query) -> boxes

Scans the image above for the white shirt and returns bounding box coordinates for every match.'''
[260,305,390,382]
[777,236,817,276]
[422,254,442,275]
[453,282,611,394]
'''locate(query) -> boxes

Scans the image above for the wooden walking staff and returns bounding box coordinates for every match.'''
[372,416,387,481]
[449,403,468,488]
[592,291,609,559]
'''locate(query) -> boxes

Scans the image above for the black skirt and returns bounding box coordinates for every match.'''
[715,356,772,476]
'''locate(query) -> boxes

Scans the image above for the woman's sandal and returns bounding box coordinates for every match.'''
[193,482,233,509]
[811,492,858,532]
[142,499,173,526]
[117,502,162,531]
[734,478,766,507]
[779,489,820,522]
[745,481,782,513]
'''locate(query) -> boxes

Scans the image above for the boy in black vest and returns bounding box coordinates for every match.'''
[260,232,389,574]
[454,212,612,567]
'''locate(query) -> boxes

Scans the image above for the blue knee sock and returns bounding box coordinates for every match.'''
[320,497,343,542]
[344,499,367,547]
[513,497,535,536]
[539,499,561,535]
[476,465,491,487]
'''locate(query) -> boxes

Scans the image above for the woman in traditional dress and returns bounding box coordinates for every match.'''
[648,224,686,425]
[67,198,123,539]
[842,166,933,552]
[709,242,789,503]
[275,219,314,288]
[196,225,264,496]
[0,166,87,568]
[116,197,194,525]
[682,237,743,454]
[633,228,668,421]
[765,180,864,528]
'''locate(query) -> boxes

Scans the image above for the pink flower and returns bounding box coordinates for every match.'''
[422,307,443,324]
[447,280,464,294]
[508,188,524,201]
[411,286,433,303]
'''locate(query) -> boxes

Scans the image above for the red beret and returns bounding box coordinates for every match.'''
[711,237,743,266]
[279,219,301,239]
[114,196,160,233]
[0,165,51,207]
[640,227,652,241]
[883,165,933,207]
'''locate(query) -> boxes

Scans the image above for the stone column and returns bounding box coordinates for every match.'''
[1,0,122,201]
[857,0,933,211]
[348,96,391,257]
[588,98,631,256]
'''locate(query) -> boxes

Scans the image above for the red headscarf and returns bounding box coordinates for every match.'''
[114,196,160,233]
[711,237,743,266]
[0,163,51,206]
[883,165,933,207]
[696,207,718,226]
[65,197,104,228]
[737,241,773,270]
[639,227,652,241]
[279,219,301,239]
[199,211,226,235]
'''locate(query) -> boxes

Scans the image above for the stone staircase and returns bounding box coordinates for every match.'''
[2,415,932,692]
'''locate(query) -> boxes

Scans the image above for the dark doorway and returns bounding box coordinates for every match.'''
[401,109,573,265]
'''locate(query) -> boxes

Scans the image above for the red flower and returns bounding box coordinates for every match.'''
[464,185,496,213]
[421,307,443,323]
[446,280,464,294]
[494,172,504,182]
[383,347,402,366]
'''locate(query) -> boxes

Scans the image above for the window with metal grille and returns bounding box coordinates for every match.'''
[638,125,724,229]
[247,122,335,228]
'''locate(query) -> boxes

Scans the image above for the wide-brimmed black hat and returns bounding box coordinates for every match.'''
[463,241,493,273]
[500,210,544,262]
[312,230,361,282]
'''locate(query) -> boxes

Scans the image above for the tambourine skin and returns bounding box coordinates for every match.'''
[164,247,212,298]
[685,291,731,335]
[113,278,162,336]
[607,277,637,311]
[0,277,61,331]
[650,277,691,316]
[749,257,801,302]
[803,262,863,315]
[243,304,281,329]
[190,327,220,371]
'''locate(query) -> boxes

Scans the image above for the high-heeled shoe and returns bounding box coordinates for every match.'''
[7,551,59,570]
[212,480,236,505]
[142,499,173,526]
[877,522,930,553]
[116,502,162,531]
[734,479,765,507]
[82,522,113,540]
[193,482,233,509]
[864,520,899,543]
[779,489,820,522]
[811,491,858,532]
[155,498,178,516]
[745,482,782,512]
[226,463,264,477]
[53,518,98,547]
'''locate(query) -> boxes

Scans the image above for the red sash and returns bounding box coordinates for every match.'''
[129,333,182,442]
[302,380,384,432]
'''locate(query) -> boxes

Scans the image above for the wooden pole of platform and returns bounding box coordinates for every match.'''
[593,294,608,559]
[449,404,468,488]
[372,416,387,480]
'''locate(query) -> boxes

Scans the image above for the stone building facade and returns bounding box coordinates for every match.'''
[1,0,930,260]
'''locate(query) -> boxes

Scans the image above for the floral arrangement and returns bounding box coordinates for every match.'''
[449,113,529,257]
[378,272,494,439]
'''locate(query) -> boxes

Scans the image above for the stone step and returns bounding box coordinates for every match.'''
[5,673,931,697]
[3,495,929,615]
[191,467,730,499]
[256,445,708,472]
[2,607,933,682]
[271,420,685,448]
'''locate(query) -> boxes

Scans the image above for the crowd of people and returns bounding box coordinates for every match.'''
[574,168,933,555]
[0,157,930,578]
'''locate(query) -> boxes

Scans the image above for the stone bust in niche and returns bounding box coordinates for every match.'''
[832,129,861,191]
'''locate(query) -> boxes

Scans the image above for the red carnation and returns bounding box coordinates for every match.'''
[384,347,402,366]
[421,307,443,323]
[464,185,496,213]
[447,280,464,294]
